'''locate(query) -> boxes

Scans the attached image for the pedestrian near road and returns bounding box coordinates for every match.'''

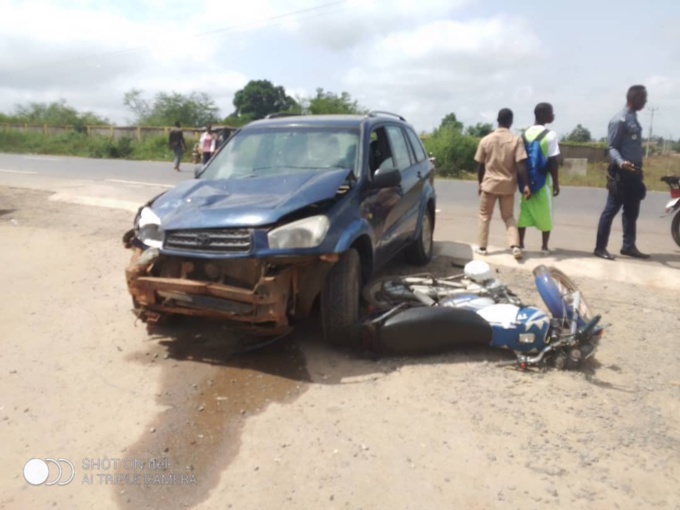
[474,108,531,260]
[594,85,650,260]
[199,125,217,164]
[169,121,186,172]
[517,103,561,256]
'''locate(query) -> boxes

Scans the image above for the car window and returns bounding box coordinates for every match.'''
[405,128,428,162]
[200,127,360,180]
[369,127,394,174]
[386,125,413,171]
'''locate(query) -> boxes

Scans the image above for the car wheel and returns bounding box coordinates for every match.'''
[405,208,434,266]
[321,248,361,346]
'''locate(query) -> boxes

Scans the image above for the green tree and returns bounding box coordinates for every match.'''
[437,113,463,133]
[423,125,478,176]
[302,88,366,115]
[564,124,592,143]
[11,99,109,126]
[465,122,493,138]
[231,79,298,120]
[123,89,220,127]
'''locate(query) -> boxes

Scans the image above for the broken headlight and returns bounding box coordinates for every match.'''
[268,215,330,250]
[135,206,163,248]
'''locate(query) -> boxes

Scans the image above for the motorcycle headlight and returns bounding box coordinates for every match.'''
[135,206,163,248]
[268,215,330,250]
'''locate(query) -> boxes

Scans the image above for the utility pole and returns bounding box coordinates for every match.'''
[645,107,658,158]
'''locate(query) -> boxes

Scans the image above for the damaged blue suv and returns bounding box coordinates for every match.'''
[123,111,436,343]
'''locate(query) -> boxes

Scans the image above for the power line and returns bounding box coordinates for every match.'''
[9,0,348,73]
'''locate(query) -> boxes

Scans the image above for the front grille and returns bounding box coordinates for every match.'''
[164,229,253,254]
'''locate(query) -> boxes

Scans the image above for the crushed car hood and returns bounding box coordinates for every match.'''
[151,168,352,230]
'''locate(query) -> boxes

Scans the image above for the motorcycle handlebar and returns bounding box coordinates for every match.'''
[578,314,602,339]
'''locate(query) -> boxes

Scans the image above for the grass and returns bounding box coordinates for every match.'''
[560,156,680,192]
[435,155,680,193]
[0,130,190,163]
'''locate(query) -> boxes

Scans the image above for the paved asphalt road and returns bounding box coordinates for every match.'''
[1,153,678,265]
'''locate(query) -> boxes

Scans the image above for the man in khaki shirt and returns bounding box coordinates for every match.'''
[473,108,531,259]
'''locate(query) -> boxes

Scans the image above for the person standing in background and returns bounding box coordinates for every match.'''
[474,108,531,260]
[517,103,561,256]
[199,125,217,164]
[168,121,186,172]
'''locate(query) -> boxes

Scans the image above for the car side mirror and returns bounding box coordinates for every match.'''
[371,167,401,189]
[194,165,204,178]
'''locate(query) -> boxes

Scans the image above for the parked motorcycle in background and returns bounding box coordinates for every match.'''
[661,176,680,248]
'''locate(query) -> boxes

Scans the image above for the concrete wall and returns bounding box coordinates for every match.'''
[559,144,609,164]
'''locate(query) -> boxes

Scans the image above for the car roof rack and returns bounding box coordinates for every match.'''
[264,112,302,119]
[367,110,406,121]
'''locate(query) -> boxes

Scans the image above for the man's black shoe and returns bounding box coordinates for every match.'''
[593,249,615,260]
[620,248,651,259]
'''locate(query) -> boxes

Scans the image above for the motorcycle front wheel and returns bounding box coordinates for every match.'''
[672,210,680,248]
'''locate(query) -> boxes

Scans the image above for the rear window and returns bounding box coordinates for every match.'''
[405,128,428,162]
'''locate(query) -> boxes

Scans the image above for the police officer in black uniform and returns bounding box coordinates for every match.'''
[594,85,651,260]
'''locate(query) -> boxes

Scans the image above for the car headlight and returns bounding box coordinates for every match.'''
[268,215,330,250]
[135,206,163,248]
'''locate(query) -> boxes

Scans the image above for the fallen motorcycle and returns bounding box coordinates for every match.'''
[660,175,680,248]
[355,261,604,370]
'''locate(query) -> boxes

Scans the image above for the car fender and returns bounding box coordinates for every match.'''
[332,218,375,254]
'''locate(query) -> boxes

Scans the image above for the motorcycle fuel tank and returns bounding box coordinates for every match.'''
[477,304,550,353]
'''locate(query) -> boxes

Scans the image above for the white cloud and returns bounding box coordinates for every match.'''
[285,0,470,51]
[341,16,545,131]
[0,0,677,139]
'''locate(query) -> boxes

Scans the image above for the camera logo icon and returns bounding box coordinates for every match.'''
[23,458,75,486]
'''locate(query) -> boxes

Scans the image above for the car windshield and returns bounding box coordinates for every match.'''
[199,126,360,180]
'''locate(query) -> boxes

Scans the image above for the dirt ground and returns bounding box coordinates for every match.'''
[1,185,679,510]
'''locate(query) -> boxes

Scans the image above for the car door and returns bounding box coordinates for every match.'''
[361,125,403,268]
[383,124,421,251]
[403,124,433,225]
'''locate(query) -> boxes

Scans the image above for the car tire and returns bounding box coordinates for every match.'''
[405,207,434,266]
[321,248,361,346]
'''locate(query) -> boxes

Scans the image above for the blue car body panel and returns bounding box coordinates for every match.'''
[142,113,436,273]
[152,168,353,230]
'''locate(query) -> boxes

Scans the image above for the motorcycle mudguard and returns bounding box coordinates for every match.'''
[374,306,493,356]
[533,266,569,320]
[664,197,680,216]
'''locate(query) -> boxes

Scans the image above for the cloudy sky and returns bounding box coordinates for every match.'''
[1,0,678,138]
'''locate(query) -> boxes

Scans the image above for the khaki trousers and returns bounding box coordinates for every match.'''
[478,192,519,249]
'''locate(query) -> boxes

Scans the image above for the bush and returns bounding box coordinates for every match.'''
[423,126,479,177]
[131,135,171,161]
[0,130,175,162]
